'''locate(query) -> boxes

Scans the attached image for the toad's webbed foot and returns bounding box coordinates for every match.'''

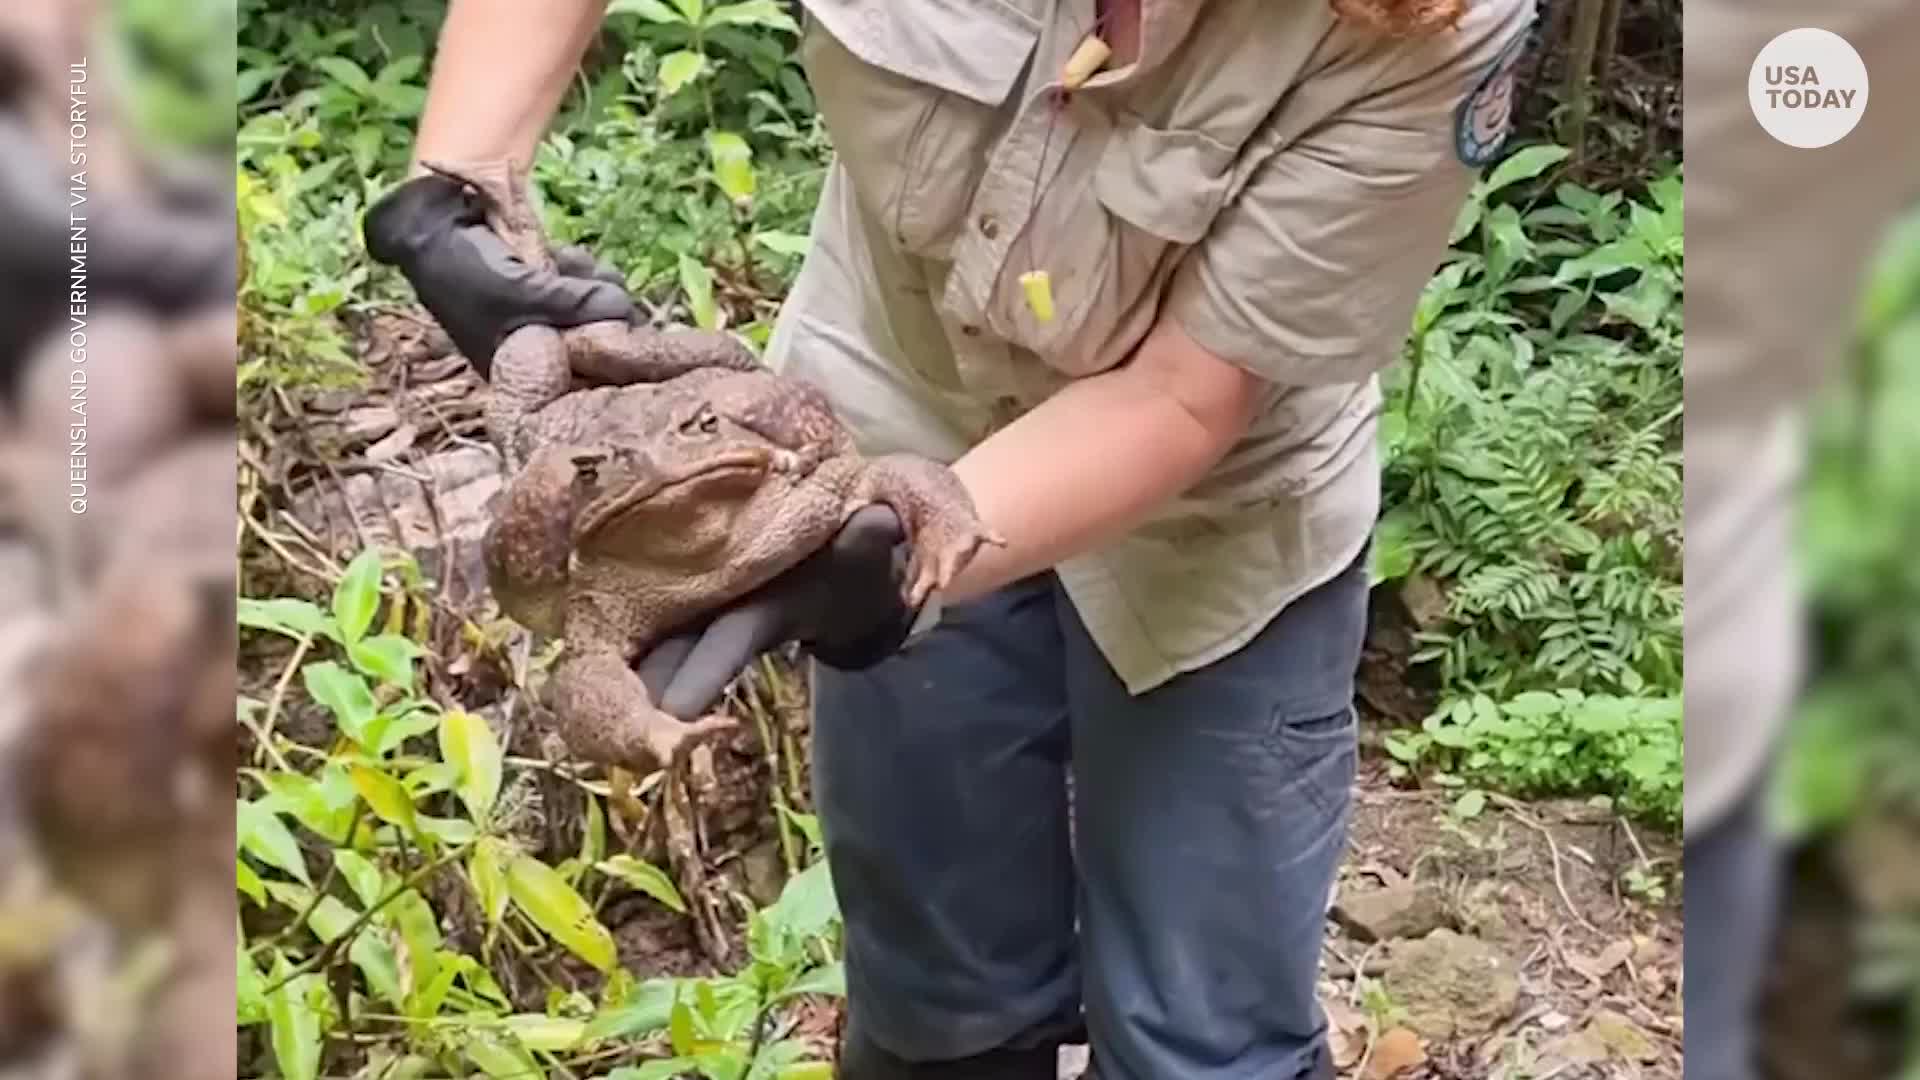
[854,454,1007,608]
[417,156,552,271]
[546,647,737,777]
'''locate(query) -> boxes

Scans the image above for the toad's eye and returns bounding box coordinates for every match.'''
[699,412,719,434]
[679,405,721,436]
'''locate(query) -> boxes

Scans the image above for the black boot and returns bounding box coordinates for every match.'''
[839,1021,1060,1080]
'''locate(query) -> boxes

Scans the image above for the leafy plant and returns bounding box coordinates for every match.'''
[1384,691,1682,828]
[1378,147,1683,701]
[237,549,843,1078]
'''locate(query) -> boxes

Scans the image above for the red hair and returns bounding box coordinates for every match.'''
[1329,0,1468,36]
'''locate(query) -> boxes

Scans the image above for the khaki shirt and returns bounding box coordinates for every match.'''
[768,0,1536,693]
[1684,0,1920,834]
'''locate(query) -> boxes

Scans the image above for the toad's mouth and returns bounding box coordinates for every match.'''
[574,446,793,538]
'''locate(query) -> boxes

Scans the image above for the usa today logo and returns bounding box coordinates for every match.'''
[1749,27,1868,148]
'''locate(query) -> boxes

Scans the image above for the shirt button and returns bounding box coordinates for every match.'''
[978,214,1000,239]
[961,324,981,337]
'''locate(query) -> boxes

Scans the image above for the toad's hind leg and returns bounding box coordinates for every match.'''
[545,648,737,776]
[850,454,1007,609]
[566,321,762,385]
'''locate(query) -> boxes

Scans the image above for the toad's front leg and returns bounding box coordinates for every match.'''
[488,323,573,467]
[565,321,761,384]
[846,454,1008,609]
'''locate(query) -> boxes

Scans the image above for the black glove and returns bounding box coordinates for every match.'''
[362,172,635,379]
[635,505,920,720]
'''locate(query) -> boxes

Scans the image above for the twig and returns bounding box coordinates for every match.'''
[1618,814,1653,874]
[241,513,338,585]
[257,840,474,995]
[257,635,313,767]
[260,806,365,953]
[1492,794,1597,934]
[274,384,376,554]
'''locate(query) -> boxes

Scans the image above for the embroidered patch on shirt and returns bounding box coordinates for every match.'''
[1454,28,1530,168]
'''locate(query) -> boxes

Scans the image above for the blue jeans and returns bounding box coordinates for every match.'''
[1682,777,1782,1080]
[811,551,1367,1079]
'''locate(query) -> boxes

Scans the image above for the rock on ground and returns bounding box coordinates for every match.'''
[1381,928,1520,1041]
[1331,881,1451,943]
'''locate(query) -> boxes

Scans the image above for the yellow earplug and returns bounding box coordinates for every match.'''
[1062,35,1112,90]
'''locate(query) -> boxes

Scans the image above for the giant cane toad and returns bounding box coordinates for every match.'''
[421,157,1005,776]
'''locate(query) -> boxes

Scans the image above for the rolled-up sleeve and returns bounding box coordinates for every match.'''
[1165,33,1505,387]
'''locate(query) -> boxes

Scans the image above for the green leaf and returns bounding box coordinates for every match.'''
[507,852,619,973]
[238,800,312,885]
[469,838,511,929]
[1382,734,1423,764]
[597,855,688,914]
[764,860,838,942]
[237,942,268,1025]
[678,255,719,331]
[350,765,419,835]
[1502,691,1566,719]
[504,1014,588,1052]
[303,661,376,744]
[582,790,607,868]
[707,130,755,203]
[754,231,811,258]
[773,961,845,1001]
[706,0,801,31]
[465,1031,545,1079]
[312,55,374,97]
[416,816,478,845]
[333,849,385,908]
[777,807,824,854]
[740,1039,808,1080]
[609,1060,702,1080]
[391,890,444,993]
[266,957,324,1080]
[659,50,708,96]
[366,704,443,758]
[1453,790,1487,819]
[608,0,689,21]
[587,978,681,1039]
[298,892,404,1006]
[238,597,336,641]
[333,549,384,644]
[1482,143,1570,198]
[669,997,698,1056]
[348,634,422,691]
[776,1064,836,1080]
[1449,190,1485,246]
[1369,508,1419,585]
[237,860,267,906]
[439,709,504,822]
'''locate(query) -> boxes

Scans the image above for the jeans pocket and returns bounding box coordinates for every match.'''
[1271,702,1358,820]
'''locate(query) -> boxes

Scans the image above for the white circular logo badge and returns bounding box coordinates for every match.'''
[1749,27,1869,148]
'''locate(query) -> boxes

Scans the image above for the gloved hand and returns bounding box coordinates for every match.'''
[362,172,635,379]
[636,505,920,720]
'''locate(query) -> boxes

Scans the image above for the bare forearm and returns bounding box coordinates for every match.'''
[411,0,608,171]
[943,319,1263,605]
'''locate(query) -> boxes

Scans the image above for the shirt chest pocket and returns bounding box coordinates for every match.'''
[798,0,1041,259]
[984,115,1241,377]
